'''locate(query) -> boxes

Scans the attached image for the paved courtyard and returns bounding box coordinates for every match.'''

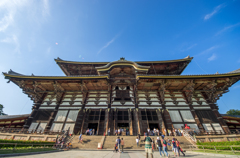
[7,150,220,158]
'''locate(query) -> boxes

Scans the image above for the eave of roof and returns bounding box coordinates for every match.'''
[3,72,240,80]
[3,73,109,80]
[0,114,29,121]
[54,57,193,65]
[137,72,240,79]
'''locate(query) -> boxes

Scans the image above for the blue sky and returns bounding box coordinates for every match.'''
[0,0,240,115]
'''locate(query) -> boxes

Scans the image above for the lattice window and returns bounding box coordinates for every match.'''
[117,111,129,120]
[88,111,100,121]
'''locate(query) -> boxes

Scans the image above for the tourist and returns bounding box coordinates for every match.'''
[114,143,118,153]
[147,128,150,135]
[117,137,121,153]
[126,127,129,135]
[164,128,167,135]
[172,138,179,157]
[175,128,178,136]
[156,137,164,157]
[108,128,110,136]
[138,133,141,141]
[118,128,121,135]
[153,128,156,136]
[78,134,82,143]
[115,129,118,135]
[136,137,139,147]
[162,137,169,157]
[144,133,153,158]
[92,129,95,135]
[168,129,171,136]
[152,138,156,151]
[176,138,185,156]
[121,138,124,153]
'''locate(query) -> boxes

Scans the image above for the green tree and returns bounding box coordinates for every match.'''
[0,104,7,115]
[226,109,240,116]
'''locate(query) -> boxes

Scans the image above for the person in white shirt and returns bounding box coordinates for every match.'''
[136,137,139,147]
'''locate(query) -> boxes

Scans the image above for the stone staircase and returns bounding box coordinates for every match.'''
[70,135,193,150]
[71,135,103,149]
[103,136,192,150]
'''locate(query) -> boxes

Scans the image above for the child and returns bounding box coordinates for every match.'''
[136,137,139,147]
[114,143,118,153]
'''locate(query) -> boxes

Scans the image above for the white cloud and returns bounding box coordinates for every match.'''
[208,54,217,62]
[198,45,219,56]
[42,0,50,17]
[204,4,226,20]
[180,44,197,52]
[97,33,121,54]
[215,23,240,36]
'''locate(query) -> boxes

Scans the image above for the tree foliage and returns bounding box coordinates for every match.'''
[0,104,7,115]
[226,109,240,116]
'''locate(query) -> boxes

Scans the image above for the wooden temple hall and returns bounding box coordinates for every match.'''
[3,57,240,135]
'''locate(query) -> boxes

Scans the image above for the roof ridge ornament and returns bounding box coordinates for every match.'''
[120,57,125,61]
[184,55,190,59]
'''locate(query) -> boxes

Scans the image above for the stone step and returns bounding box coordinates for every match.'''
[71,135,103,149]
[103,136,192,149]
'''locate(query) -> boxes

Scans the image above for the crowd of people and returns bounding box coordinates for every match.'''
[112,132,186,157]
[109,128,130,136]
[85,128,96,135]
[144,133,186,158]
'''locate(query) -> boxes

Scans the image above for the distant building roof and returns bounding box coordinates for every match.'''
[0,114,29,121]
[221,114,240,118]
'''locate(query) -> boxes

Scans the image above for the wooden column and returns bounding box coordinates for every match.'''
[45,92,64,131]
[135,108,141,135]
[114,109,118,133]
[96,109,102,135]
[61,110,70,131]
[210,104,231,134]
[128,109,133,135]
[104,108,110,135]
[156,109,165,133]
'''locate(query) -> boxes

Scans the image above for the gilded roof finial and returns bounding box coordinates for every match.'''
[120,57,125,61]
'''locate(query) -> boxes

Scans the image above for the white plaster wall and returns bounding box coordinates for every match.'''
[54,110,68,121]
[169,111,182,122]
[180,110,195,122]
[66,110,79,122]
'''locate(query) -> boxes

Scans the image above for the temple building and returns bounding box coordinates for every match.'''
[2,56,240,135]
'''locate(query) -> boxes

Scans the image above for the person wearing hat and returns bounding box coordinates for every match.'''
[144,133,153,158]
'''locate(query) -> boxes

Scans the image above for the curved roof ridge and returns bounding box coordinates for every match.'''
[227,68,240,74]
[54,56,193,64]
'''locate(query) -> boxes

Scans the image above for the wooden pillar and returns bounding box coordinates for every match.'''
[104,108,110,135]
[114,109,118,134]
[162,108,173,131]
[61,110,70,131]
[145,109,149,129]
[128,108,133,135]
[45,92,64,131]
[189,104,204,132]
[210,104,231,134]
[80,109,87,134]
[156,109,164,133]
[96,109,102,135]
[135,108,141,135]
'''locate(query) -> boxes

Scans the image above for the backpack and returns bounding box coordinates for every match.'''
[117,139,121,144]
[163,140,167,145]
